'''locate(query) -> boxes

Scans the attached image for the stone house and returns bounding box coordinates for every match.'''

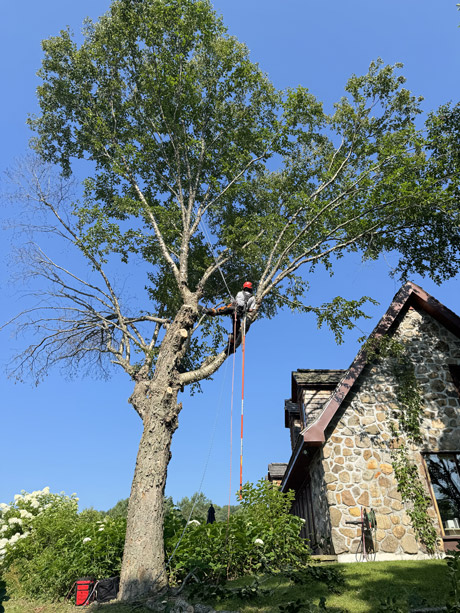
[279,282,460,561]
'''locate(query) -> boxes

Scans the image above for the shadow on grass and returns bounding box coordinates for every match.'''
[4,561,452,613]
[298,559,450,613]
[200,560,451,613]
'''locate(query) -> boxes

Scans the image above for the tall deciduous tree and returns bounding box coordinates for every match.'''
[5,0,460,601]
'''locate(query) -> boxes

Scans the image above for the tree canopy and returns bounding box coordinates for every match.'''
[11,0,458,386]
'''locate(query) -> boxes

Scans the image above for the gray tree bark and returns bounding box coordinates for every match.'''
[118,391,180,600]
[118,305,195,601]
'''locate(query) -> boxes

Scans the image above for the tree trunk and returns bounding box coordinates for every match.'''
[118,387,180,601]
[118,305,196,601]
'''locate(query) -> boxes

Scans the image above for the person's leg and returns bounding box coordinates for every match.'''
[228,313,241,352]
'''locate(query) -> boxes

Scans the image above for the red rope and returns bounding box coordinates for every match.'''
[239,317,246,500]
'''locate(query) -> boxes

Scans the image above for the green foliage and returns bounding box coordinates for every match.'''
[175,491,239,524]
[445,546,460,611]
[388,352,437,554]
[191,576,273,601]
[363,335,405,363]
[284,565,345,594]
[376,596,406,613]
[164,505,186,550]
[1,482,309,599]
[103,497,129,519]
[278,600,306,613]
[278,596,346,612]
[189,571,344,611]
[0,576,8,613]
[313,296,379,345]
[392,449,437,554]
[1,490,125,600]
[167,480,310,583]
[391,357,423,443]
[176,492,216,522]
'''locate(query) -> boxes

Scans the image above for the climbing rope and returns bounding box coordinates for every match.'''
[239,316,247,500]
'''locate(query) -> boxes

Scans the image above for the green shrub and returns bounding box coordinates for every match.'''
[1,481,310,598]
[0,489,126,600]
[167,480,311,583]
[0,575,8,613]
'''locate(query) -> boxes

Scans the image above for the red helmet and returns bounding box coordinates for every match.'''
[243,281,253,290]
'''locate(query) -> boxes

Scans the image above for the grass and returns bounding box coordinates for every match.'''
[2,559,452,612]
[3,599,152,613]
[193,560,450,612]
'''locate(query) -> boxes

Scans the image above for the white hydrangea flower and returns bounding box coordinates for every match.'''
[0,503,9,511]
[0,538,8,548]
[0,526,8,533]
[30,500,40,509]
[42,487,50,494]
[14,494,22,502]
[187,520,201,526]
[8,517,22,526]
[0,549,5,558]
[9,533,20,544]
[98,527,104,532]
[82,537,92,543]
[19,510,33,519]
[254,538,264,546]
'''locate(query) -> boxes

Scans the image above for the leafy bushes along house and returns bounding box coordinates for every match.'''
[280,282,460,560]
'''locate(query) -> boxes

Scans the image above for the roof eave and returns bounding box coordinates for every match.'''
[302,282,460,446]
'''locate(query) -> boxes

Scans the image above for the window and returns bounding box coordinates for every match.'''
[449,364,460,397]
[425,453,460,535]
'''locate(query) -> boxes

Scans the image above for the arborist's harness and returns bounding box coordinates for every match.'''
[235,291,253,317]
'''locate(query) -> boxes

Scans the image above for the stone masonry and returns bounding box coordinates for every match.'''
[309,304,460,561]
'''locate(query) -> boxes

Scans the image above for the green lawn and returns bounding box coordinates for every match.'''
[203,560,450,612]
[2,559,452,612]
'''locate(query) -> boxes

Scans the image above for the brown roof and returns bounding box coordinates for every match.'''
[281,281,460,490]
[267,463,288,480]
[291,369,346,402]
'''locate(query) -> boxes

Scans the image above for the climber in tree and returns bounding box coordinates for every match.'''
[202,281,256,350]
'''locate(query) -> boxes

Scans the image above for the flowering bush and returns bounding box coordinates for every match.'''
[0,489,126,599]
[0,487,57,561]
[166,480,311,583]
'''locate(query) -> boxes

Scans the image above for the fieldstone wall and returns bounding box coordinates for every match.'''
[308,304,460,561]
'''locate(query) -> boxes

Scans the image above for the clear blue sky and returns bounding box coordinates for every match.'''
[1,1,459,511]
